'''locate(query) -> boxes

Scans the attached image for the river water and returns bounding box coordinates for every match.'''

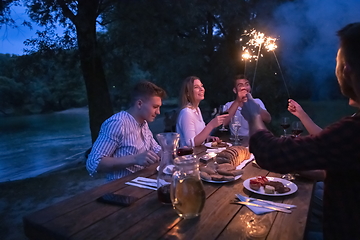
[0,108,92,182]
[0,107,169,183]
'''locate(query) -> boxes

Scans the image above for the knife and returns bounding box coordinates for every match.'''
[230,201,292,213]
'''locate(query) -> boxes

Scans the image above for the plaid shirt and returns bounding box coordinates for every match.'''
[86,111,161,181]
[249,113,360,240]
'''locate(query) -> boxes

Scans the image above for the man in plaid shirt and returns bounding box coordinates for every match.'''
[242,22,360,240]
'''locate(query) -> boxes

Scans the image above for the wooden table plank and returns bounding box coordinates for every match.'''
[23,143,314,240]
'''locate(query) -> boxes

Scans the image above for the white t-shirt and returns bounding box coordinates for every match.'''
[176,106,206,147]
[224,99,267,137]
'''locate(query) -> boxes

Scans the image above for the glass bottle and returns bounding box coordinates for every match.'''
[171,155,206,219]
[156,132,180,204]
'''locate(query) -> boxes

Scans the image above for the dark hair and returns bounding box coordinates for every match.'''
[179,76,200,108]
[337,22,360,69]
[233,74,249,87]
[130,81,166,105]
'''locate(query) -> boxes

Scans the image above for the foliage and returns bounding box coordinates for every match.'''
[0,52,85,114]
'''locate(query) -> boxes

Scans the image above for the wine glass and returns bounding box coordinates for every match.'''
[231,115,241,145]
[218,105,228,132]
[280,117,290,137]
[291,121,304,137]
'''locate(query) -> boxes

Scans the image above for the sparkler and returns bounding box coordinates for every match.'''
[264,37,290,98]
[241,29,290,98]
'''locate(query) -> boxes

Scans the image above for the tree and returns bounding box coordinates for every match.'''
[26,0,114,142]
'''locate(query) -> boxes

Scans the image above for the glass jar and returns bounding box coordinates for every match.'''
[156,132,180,204]
[171,155,206,219]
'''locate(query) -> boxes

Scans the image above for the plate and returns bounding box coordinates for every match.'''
[204,142,232,148]
[243,176,298,196]
[156,165,175,174]
[201,164,243,184]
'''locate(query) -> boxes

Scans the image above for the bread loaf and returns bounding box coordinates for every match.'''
[215,146,250,167]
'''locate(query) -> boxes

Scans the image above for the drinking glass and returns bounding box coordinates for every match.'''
[291,121,304,137]
[218,105,228,132]
[280,117,290,137]
[231,115,241,145]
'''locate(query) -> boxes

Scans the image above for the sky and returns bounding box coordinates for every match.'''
[0,5,65,55]
[268,0,360,99]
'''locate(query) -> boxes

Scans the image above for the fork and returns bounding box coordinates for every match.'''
[235,194,296,209]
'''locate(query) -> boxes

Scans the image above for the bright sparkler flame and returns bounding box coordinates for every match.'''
[241,29,274,61]
[264,37,277,52]
[242,49,251,60]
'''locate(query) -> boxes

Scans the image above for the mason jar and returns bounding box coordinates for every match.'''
[170,155,206,219]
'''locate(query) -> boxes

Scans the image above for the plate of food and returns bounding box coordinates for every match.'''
[199,146,252,183]
[243,176,298,196]
[204,141,232,148]
[200,164,244,183]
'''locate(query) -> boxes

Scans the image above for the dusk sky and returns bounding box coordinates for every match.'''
[0,5,64,55]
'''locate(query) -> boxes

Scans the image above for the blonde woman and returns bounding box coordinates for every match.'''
[176,76,228,147]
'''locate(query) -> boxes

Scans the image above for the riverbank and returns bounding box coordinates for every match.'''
[0,160,105,240]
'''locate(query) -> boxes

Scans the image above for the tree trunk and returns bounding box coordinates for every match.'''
[74,0,113,143]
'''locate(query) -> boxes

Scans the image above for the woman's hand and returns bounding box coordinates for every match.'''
[209,114,229,129]
[288,99,305,119]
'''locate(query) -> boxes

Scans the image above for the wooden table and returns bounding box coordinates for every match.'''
[23,145,314,240]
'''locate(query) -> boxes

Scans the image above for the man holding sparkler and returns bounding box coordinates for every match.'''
[242,22,360,240]
[223,74,271,138]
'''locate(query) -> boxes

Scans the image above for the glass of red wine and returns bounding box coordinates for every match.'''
[218,105,228,132]
[280,117,290,137]
[291,121,304,137]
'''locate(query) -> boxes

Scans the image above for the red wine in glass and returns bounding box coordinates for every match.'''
[176,147,194,156]
[280,117,290,137]
[218,105,228,131]
[291,121,304,137]
[292,129,303,136]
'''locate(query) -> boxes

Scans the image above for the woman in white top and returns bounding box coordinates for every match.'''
[176,76,228,147]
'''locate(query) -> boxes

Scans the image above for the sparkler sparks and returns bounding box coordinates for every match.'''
[240,29,290,98]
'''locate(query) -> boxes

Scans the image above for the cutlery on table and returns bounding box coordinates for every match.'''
[235,194,296,209]
[125,182,157,190]
[230,201,292,214]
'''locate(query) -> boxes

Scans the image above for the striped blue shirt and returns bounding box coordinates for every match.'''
[86,111,161,181]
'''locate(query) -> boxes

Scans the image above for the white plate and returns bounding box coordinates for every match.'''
[156,165,175,174]
[204,142,232,148]
[243,176,298,196]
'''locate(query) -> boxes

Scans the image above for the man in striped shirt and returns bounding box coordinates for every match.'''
[86,81,166,181]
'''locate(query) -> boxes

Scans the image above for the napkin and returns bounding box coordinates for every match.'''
[235,194,296,215]
[125,177,157,190]
[206,148,226,153]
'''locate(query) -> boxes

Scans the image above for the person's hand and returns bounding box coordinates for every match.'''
[134,150,160,167]
[236,89,248,103]
[241,93,260,122]
[207,136,220,142]
[288,99,305,118]
[209,114,229,128]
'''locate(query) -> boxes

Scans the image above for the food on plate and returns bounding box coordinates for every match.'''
[215,146,251,166]
[222,175,235,181]
[211,174,224,181]
[211,140,228,148]
[216,169,234,176]
[199,166,216,175]
[216,163,235,171]
[200,171,212,180]
[249,176,291,194]
[249,179,261,191]
[264,185,275,194]
[231,169,244,176]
